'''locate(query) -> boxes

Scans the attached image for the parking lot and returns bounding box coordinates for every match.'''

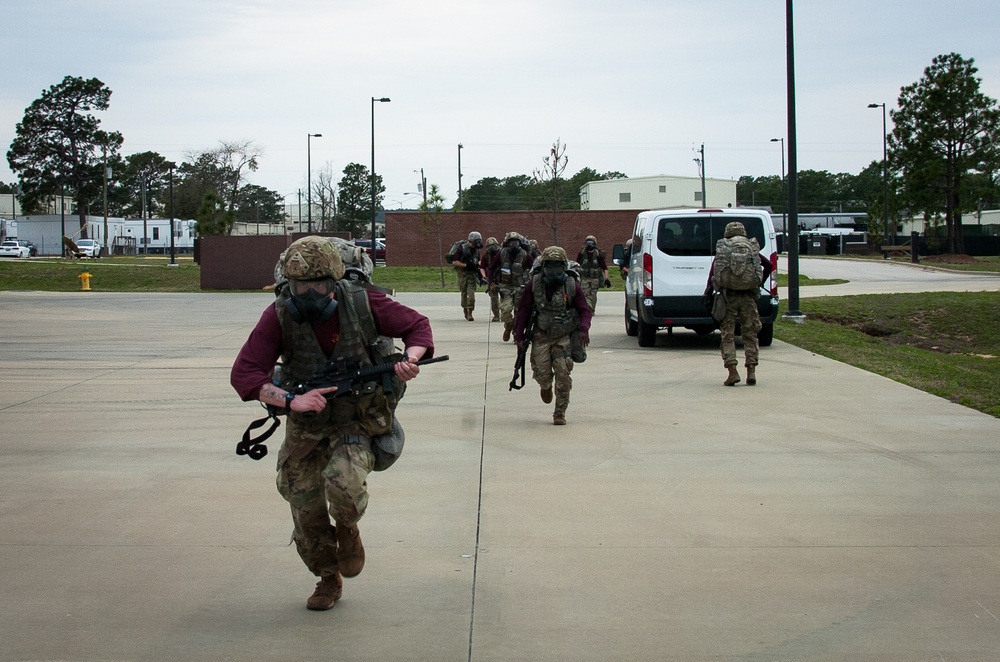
[2,259,1000,661]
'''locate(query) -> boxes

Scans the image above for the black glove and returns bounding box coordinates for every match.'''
[603,278,611,288]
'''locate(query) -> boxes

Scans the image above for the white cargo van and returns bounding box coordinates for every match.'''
[615,208,780,347]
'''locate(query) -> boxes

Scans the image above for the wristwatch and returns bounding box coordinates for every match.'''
[283,392,295,411]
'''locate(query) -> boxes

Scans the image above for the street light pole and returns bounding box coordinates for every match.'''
[168,163,177,266]
[782,0,803,320]
[371,97,390,245]
[770,138,786,234]
[307,133,322,233]
[867,103,889,245]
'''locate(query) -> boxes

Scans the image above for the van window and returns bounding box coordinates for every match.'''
[656,215,766,256]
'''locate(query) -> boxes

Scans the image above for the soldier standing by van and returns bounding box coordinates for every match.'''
[704,222,772,386]
[447,231,485,321]
[576,235,610,312]
[514,246,593,425]
[489,232,535,342]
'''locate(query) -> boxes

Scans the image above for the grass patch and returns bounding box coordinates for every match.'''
[775,291,1000,418]
[0,257,200,292]
[830,254,1000,272]
[776,273,848,287]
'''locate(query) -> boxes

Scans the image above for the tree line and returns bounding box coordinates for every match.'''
[6,52,999,252]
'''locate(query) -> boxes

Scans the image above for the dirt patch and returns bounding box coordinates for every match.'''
[921,254,979,264]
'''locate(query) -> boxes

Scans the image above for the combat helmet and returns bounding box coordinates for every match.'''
[281,236,346,282]
[724,222,747,239]
[485,236,499,248]
[540,245,569,263]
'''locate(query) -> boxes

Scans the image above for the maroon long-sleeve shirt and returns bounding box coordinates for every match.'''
[231,290,434,402]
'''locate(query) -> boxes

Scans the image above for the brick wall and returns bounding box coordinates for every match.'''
[385,210,638,266]
[199,232,350,290]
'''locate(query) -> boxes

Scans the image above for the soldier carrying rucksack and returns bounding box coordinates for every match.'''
[703,222,773,387]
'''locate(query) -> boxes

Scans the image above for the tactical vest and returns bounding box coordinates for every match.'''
[498,247,528,287]
[275,280,396,438]
[531,273,580,338]
[578,250,602,280]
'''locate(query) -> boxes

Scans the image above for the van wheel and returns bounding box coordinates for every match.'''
[637,316,657,347]
[758,323,774,347]
[624,304,638,336]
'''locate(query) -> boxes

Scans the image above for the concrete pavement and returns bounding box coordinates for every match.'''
[2,264,1000,661]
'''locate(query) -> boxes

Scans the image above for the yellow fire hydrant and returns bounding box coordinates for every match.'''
[78,272,93,291]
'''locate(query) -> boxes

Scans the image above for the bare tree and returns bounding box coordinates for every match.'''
[313,163,338,231]
[532,139,568,245]
[419,184,448,287]
[184,139,263,221]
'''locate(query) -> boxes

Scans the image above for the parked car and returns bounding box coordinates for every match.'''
[16,240,38,257]
[615,207,780,347]
[75,239,101,258]
[0,240,31,258]
[354,238,386,262]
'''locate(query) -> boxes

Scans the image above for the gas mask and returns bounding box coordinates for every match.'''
[541,261,567,285]
[585,240,596,251]
[286,278,338,323]
[507,241,521,254]
[472,238,484,250]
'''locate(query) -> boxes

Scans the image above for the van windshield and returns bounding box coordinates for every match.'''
[656,215,766,256]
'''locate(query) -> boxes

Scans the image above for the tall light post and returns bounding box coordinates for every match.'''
[770,137,786,234]
[168,163,177,267]
[867,102,889,245]
[307,133,322,233]
[371,97,390,245]
[782,0,803,320]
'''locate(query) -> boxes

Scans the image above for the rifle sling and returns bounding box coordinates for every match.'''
[236,409,280,461]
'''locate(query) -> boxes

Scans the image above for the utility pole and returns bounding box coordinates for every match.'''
[457,143,463,211]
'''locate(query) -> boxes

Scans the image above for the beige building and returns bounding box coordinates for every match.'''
[579,175,737,211]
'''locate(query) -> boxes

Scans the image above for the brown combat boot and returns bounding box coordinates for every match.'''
[503,327,512,342]
[335,522,365,578]
[724,367,741,386]
[491,314,500,322]
[553,410,566,425]
[464,308,474,321]
[306,573,343,611]
[540,386,553,404]
[746,366,757,385]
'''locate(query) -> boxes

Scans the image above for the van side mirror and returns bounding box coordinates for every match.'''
[612,244,624,266]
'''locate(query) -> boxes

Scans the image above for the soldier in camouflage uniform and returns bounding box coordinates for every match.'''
[231,236,434,611]
[575,235,611,312]
[448,231,485,321]
[480,236,501,322]
[488,232,535,343]
[704,222,772,386]
[513,246,593,425]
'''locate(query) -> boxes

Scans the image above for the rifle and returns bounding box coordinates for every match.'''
[509,309,536,391]
[300,354,450,400]
[236,354,449,461]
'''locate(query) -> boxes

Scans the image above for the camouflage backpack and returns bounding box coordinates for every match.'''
[713,235,763,292]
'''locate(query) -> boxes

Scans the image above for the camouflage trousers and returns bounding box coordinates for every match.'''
[276,425,375,578]
[488,284,500,318]
[580,278,600,312]
[499,285,524,332]
[530,328,574,413]
[720,292,762,368]
[457,270,477,311]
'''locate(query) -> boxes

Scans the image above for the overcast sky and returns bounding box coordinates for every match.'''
[3,0,999,209]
